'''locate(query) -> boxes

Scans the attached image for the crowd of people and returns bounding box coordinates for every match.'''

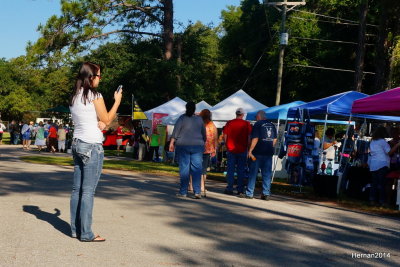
[170,102,277,200]
[6,119,71,153]
[314,124,400,208]
[2,102,280,203]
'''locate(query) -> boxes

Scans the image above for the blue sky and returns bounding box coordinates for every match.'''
[0,0,242,60]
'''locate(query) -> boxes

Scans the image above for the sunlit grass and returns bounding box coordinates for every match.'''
[2,132,10,144]
[21,155,180,175]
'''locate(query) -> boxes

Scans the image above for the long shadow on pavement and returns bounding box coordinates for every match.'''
[22,205,71,237]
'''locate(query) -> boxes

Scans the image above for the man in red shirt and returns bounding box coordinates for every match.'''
[223,108,252,195]
[48,124,58,153]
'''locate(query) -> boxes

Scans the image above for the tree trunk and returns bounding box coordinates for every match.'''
[354,0,368,92]
[374,1,390,92]
[162,0,174,60]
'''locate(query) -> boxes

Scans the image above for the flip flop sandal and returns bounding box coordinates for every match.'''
[80,235,106,242]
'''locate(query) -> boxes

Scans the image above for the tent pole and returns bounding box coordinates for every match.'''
[319,113,329,164]
[132,94,135,120]
[337,114,352,195]
[272,117,287,183]
[276,118,281,155]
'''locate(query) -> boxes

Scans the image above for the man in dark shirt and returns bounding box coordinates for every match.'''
[10,120,21,145]
[244,110,277,200]
[136,126,149,161]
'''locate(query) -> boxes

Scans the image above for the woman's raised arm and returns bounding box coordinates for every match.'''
[93,90,123,126]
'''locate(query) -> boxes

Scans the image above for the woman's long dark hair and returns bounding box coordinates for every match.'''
[69,62,101,106]
[185,101,196,117]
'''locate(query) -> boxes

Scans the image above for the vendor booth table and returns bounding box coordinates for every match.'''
[285,91,370,195]
[352,87,400,209]
[286,91,400,198]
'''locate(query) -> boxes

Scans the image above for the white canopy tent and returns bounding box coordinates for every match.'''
[161,100,212,125]
[144,96,187,119]
[195,100,213,111]
[211,89,268,128]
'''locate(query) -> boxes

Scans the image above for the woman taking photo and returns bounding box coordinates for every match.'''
[69,62,122,242]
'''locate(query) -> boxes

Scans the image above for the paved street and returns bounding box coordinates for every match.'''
[0,145,399,266]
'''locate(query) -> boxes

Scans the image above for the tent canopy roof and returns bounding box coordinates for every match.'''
[195,100,212,111]
[144,97,186,118]
[352,87,400,116]
[287,91,400,122]
[161,101,213,125]
[247,101,306,121]
[46,105,70,113]
[211,89,268,121]
[287,91,368,118]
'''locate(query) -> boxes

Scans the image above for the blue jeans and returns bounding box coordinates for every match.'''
[13,133,20,145]
[246,155,273,197]
[176,145,204,195]
[226,151,247,193]
[370,166,388,204]
[70,139,104,241]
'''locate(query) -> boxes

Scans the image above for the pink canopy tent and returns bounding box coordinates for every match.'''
[352,87,400,116]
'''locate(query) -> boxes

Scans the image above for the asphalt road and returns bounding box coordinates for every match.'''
[0,145,399,267]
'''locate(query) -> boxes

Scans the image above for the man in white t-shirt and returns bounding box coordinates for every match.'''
[323,128,336,160]
[57,124,67,152]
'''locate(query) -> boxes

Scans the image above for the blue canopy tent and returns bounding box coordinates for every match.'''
[247,99,357,183]
[247,101,306,121]
[287,91,366,118]
[247,99,355,125]
[287,91,400,195]
[287,91,400,121]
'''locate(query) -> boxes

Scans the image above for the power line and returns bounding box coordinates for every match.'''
[241,31,279,90]
[291,36,375,46]
[298,53,324,67]
[262,0,273,40]
[290,64,375,75]
[292,9,378,28]
[291,16,359,27]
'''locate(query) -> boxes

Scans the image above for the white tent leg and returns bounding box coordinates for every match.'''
[318,114,329,171]
[272,119,287,182]
[397,179,400,210]
[336,114,352,195]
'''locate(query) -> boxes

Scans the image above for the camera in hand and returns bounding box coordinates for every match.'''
[117,85,123,92]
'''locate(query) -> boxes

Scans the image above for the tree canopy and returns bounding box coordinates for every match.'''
[1,0,400,121]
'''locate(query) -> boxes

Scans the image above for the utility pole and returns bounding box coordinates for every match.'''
[354,0,368,92]
[265,1,306,105]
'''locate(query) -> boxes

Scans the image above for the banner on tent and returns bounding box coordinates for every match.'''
[152,113,168,132]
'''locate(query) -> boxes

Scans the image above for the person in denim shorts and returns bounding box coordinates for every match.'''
[69,62,122,242]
